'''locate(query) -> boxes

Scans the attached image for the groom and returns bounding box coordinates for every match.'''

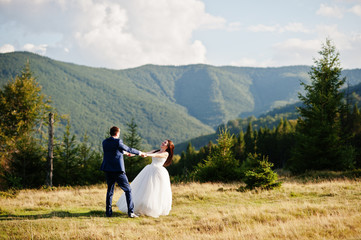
[101,126,146,218]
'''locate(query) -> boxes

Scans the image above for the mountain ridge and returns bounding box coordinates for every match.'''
[1,51,360,150]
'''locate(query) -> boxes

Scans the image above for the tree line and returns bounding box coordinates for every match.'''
[168,39,361,182]
[0,63,148,189]
[1,39,361,190]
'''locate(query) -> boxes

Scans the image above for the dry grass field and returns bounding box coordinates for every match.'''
[1,177,361,240]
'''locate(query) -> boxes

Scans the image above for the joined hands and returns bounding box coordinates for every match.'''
[124,152,147,157]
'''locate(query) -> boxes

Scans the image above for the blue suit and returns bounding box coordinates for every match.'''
[101,137,140,217]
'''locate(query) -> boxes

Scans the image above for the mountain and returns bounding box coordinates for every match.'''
[1,52,360,150]
[175,80,361,154]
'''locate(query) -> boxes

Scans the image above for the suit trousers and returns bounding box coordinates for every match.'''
[105,171,134,216]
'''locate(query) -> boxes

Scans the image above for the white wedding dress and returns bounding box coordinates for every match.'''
[116,156,172,218]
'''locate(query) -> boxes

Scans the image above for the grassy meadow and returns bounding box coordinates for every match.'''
[1,176,361,240]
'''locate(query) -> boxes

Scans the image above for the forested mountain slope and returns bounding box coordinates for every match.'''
[1,52,360,149]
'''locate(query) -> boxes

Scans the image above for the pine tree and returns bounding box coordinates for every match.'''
[275,118,296,168]
[289,39,354,173]
[233,130,246,162]
[78,133,104,184]
[169,142,198,178]
[241,153,281,190]
[244,122,256,154]
[9,135,46,188]
[184,142,196,171]
[54,120,80,185]
[195,127,240,182]
[123,118,141,150]
[256,126,277,167]
[349,104,361,168]
[0,63,50,139]
[123,118,149,181]
[0,63,51,188]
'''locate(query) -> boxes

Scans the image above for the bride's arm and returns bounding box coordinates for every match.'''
[145,149,158,154]
[126,150,167,158]
[146,151,168,158]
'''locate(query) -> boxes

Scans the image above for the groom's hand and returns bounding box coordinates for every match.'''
[140,152,147,158]
[125,152,135,157]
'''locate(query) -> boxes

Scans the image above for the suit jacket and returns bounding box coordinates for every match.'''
[100,137,140,172]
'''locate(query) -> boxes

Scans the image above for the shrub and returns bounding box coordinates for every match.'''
[194,128,241,182]
[241,153,282,190]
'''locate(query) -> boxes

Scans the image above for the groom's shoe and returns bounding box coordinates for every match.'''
[129,213,139,218]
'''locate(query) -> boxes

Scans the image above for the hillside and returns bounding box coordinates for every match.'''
[175,80,361,154]
[1,52,360,149]
[0,52,213,148]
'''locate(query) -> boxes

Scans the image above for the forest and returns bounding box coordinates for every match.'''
[1,51,361,151]
[1,39,361,190]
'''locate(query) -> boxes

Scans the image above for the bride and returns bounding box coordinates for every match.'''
[116,139,174,218]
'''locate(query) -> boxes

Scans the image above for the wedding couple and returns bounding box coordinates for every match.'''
[100,126,174,218]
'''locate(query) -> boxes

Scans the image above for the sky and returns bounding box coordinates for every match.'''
[0,0,360,70]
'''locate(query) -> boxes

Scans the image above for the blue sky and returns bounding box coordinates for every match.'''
[0,0,360,69]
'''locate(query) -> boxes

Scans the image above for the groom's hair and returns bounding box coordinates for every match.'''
[110,126,120,136]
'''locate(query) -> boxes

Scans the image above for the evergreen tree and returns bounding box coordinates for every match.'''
[256,126,276,166]
[53,121,104,186]
[168,142,199,180]
[241,153,281,190]
[244,122,256,154]
[78,133,104,184]
[0,62,51,139]
[274,119,296,168]
[195,127,240,182]
[123,118,149,181]
[184,142,196,171]
[54,120,80,185]
[233,130,246,162]
[78,133,91,171]
[8,135,46,188]
[349,104,361,168]
[123,118,141,149]
[0,63,51,189]
[289,39,354,173]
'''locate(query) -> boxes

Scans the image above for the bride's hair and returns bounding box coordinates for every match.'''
[154,140,174,167]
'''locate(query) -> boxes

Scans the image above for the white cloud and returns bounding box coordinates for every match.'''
[22,43,48,55]
[272,38,321,66]
[248,24,278,32]
[231,33,361,68]
[274,38,320,51]
[350,5,361,16]
[340,33,361,68]
[0,0,225,69]
[0,44,15,53]
[315,25,350,49]
[230,58,258,66]
[314,25,361,68]
[226,22,242,32]
[271,26,361,69]
[316,4,344,18]
[230,57,274,67]
[1,1,359,69]
[248,23,310,33]
[281,23,310,33]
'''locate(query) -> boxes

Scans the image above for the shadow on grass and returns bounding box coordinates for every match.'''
[0,210,128,221]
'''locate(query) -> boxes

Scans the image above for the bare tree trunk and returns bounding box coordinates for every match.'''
[46,112,54,187]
